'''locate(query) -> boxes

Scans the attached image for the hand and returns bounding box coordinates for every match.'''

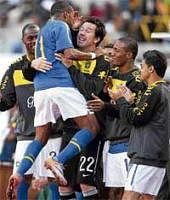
[31,177,48,191]
[103,76,113,93]
[87,93,105,112]
[55,53,73,68]
[121,86,134,104]
[108,86,135,104]
[108,88,123,101]
[31,57,52,73]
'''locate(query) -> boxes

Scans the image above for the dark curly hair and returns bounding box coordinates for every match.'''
[143,50,167,78]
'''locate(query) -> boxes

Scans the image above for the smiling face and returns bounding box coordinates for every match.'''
[22,27,39,55]
[110,40,130,67]
[77,22,99,50]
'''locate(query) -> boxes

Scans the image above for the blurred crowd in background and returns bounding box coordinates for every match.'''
[1,0,170,53]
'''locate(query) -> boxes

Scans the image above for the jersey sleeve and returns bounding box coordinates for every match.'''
[0,67,16,111]
[116,87,160,126]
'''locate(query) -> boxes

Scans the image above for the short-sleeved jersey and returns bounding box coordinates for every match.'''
[34,20,75,91]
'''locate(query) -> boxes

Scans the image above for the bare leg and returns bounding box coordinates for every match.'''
[6,123,51,199]
[44,115,100,186]
[122,191,141,200]
[73,114,100,135]
[107,187,124,200]
[142,194,156,200]
[35,123,51,145]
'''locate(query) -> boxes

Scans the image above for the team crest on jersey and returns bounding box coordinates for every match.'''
[85,61,91,69]
[73,60,96,75]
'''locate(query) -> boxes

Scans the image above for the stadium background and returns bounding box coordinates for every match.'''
[0,0,170,198]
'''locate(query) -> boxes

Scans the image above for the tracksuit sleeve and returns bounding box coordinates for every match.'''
[0,68,16,111]
[116,87,160,126]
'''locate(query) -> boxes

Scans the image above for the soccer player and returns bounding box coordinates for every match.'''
[87,37,146,200]
[7,1,102,197]
[2,23,62,200]
[109,50,170,200]
[0,23,39,199]
[58,17,110,199]
[24,16,110,200]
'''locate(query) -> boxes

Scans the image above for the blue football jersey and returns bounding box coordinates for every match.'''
[34,19,75,91]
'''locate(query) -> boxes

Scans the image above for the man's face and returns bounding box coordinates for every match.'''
[22,27,39,55]
[65,7,76,27]
[140,59,151,82]
[110,40,129,67]
[77,22,98,49]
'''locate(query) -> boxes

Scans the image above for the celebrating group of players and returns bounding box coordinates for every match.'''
[0,1,169,200]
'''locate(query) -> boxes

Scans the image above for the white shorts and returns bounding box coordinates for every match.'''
[13,137,62,178]
[34,87,90,126]
[104,151,130,187]
[125,163,166,196]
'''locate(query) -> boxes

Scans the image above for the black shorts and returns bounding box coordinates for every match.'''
[61,133,104,190]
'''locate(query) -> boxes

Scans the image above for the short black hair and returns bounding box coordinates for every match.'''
[143,50,167,78]
[104,43,113,48]
[22,23,39,38]
[84,17,106,46]
[118,37,138,60]
[50,0,72,17]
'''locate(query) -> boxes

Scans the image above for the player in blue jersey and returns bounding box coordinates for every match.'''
[7,1,102,197]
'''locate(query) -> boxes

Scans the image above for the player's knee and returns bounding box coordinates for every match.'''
[74,115,100,134]
[86,116,100,134]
